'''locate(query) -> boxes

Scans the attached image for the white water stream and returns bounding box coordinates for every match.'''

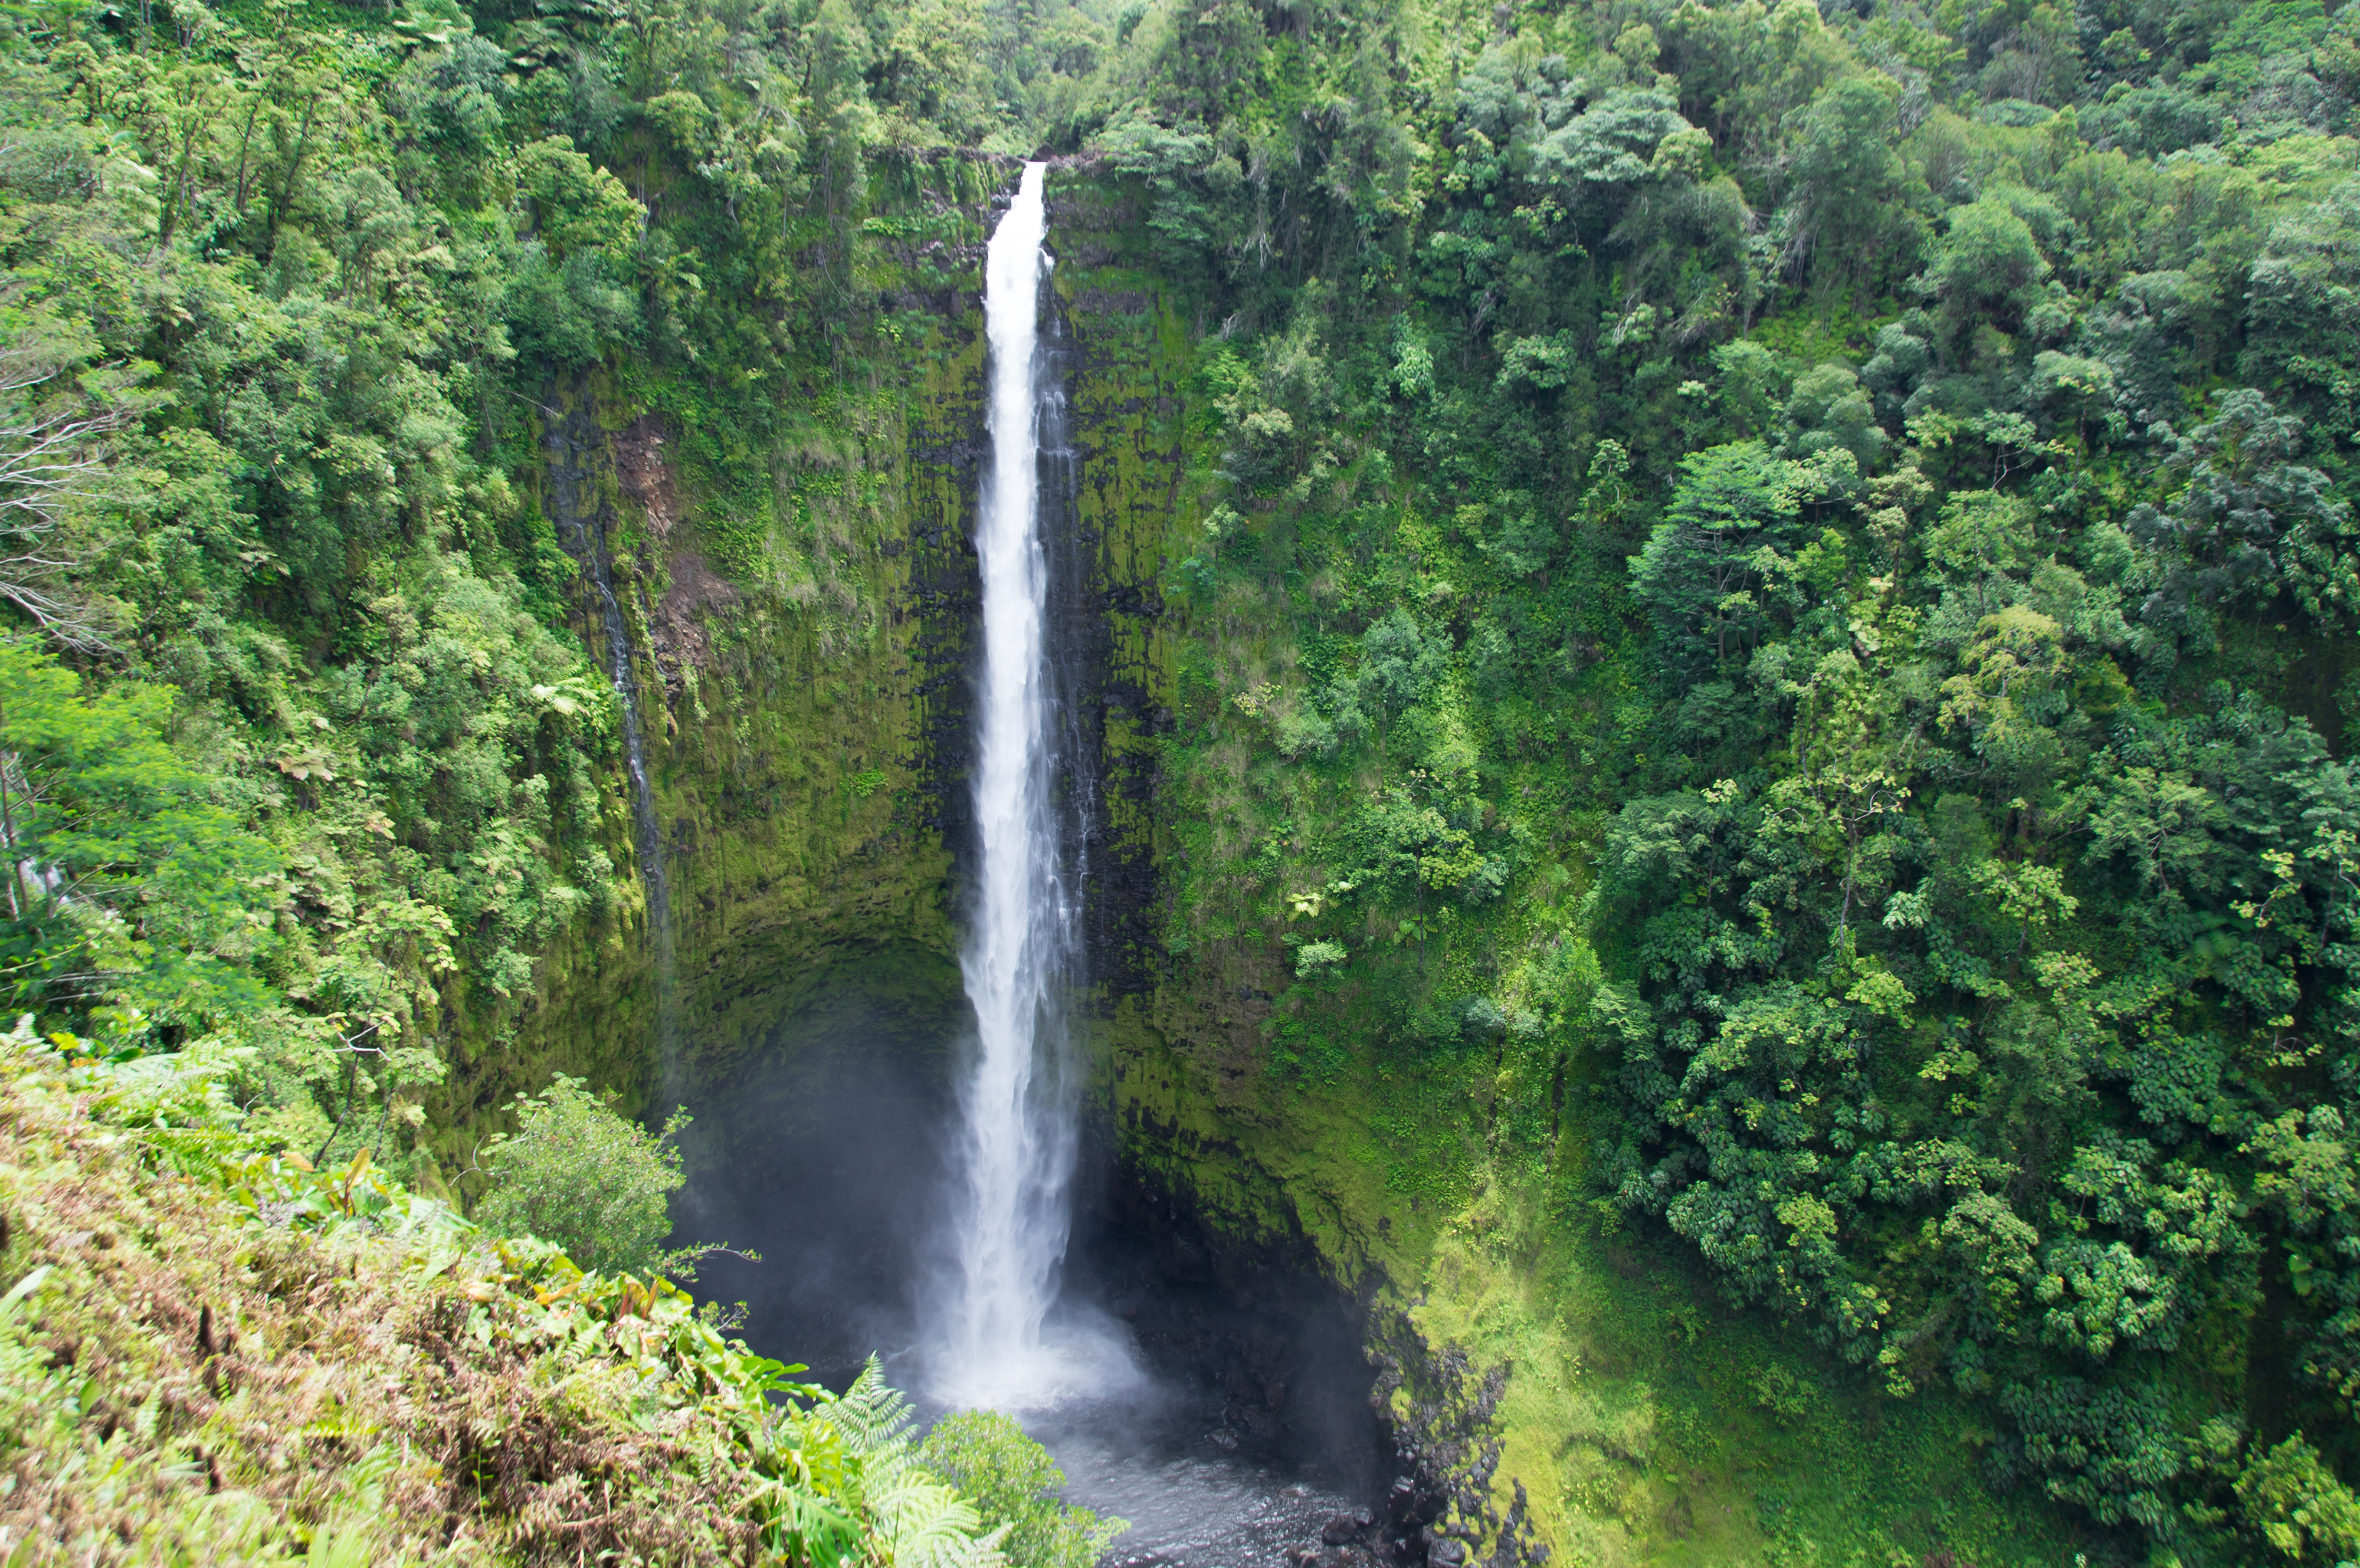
[929,162,1123,1408]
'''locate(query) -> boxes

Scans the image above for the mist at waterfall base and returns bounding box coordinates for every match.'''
[668,969,1386,1566]
[670,166,1388,1564]
[676,1067,1385,1563]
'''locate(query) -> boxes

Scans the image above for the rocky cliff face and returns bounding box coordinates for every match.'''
[459,163,1001,1129]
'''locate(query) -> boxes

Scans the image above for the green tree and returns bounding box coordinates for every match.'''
[1351,608,1450,745]
[1628,441,1801,677]
[0,640,278,1027]
[2245,178,2360,432]
[474,1075,717,1278]
[916,1411,1125,1568]
[2237,1436,2360,1562]
[1930,195,2052,347]
[1779,74,1917,293]
[514,136,647,261]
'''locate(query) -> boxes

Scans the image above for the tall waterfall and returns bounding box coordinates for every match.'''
[931,162,1083,1405]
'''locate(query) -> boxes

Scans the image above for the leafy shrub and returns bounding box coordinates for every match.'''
[1294,939,1349,979]
[2237,1436,2360,1562]
[917,1410,1126,1568]
[473,1074,712,1277]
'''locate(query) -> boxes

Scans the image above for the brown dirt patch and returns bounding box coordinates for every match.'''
[612,415,681,542]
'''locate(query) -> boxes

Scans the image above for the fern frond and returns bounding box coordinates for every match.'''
[833,1357,919,1465]
[877,1478,1005,1568]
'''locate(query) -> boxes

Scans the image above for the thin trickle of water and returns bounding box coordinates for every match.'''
[546,410,678,1084]
[590,564,678,1078]
[592,576,666,932]
[929,162,1103,1406]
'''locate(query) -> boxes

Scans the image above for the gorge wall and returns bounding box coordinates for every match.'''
[473,160,2088,1568]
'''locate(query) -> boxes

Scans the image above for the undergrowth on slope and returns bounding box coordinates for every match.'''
[0,1024,1015,1565]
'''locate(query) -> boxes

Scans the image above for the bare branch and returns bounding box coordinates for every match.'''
[0,346,139,650]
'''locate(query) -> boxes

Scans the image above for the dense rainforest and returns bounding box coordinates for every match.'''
[4,0,2360,1556]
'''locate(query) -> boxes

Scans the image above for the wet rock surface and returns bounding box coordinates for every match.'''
[1364,1313,1549,1568]
[1069,1172,1545,1566]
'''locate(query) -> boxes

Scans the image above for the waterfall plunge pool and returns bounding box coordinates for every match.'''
[667,942,1393,1567]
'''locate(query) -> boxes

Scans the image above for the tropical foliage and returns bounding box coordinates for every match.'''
[471,1072,710,1277]
[0,1021,1105,1563]
[917,1410,1129,1568]
[1080,0,2360,1557]
[7,0,2360,1553]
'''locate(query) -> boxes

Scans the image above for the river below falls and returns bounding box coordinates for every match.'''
[885,1341,1374,1568]
[1019,1386,1367,1567]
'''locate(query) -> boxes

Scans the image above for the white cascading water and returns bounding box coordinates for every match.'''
[932,162,1090,1407]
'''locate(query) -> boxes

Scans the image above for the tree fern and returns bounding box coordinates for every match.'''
[830,1359,920,1468]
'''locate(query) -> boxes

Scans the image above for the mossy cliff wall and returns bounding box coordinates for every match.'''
[434,157,1012,1138]
[476,162,1185,1131]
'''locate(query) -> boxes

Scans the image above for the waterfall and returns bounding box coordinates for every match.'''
[930,162,1091,1405]
[544,407,677,1085]
[589,562,675,1064]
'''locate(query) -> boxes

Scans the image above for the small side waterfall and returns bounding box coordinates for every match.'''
[588,555,676,1072]
[929,162,1103,1406]
[545,408,677,1081]
[591,565,666,936]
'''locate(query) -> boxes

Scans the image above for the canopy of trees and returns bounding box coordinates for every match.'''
[1084,0,2360,1556]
